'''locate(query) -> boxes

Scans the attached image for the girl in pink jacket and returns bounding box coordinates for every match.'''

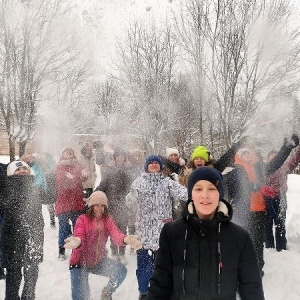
[66,191,142,300]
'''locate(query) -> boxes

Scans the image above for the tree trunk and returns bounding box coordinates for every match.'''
[9,138,15,162]
[19,140,27,158]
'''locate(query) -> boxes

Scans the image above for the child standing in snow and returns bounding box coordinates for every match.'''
[67,191,142,300]
[148,167,264,300]
[0,160,44,299]
[55,146,87,260]
[126,155,188,300]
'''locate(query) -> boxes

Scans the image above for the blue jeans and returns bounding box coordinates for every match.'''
[57,211,82,246]
[70,257,127,300]
[136,249,156,295]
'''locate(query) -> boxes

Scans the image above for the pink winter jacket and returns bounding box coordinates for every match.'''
[69,214,126,267]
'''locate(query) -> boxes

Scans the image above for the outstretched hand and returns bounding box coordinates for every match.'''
[124,235,143,250]
[64,236,81,249]
[284,134,299,149]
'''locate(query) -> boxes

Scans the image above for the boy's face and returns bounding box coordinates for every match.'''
[14,166,30,175]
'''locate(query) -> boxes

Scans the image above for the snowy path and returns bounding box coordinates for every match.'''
[1,174,300,299]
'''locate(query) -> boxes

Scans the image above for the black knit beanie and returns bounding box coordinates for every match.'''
[187,167,224,200]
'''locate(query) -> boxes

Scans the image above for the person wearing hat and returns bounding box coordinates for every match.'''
[66,191,142,300]
[95,147,132,266]
[158,148,187,220]
[126,155,188,300]
[180,138,249,187]
[148,167,264,300]
[160,147,186,179]
[228,133,300,275]
[0,160,45,299]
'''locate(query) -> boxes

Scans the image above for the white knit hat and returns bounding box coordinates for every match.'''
[88,191,108,208]
[7,160,31,176]
[166,148,179,158]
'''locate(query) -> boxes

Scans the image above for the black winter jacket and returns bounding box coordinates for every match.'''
[0,175,44,267]
[148,200,264,300]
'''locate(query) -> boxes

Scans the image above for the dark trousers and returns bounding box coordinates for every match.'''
[248,212,266,274]
[6,264,39,300]
[136,249,156,295]
[110,208,128,256]
[264,197,287,251]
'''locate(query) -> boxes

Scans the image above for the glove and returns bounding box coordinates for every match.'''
[64,236,81,249]
[292,134,299,147]
[124,235,143,250]
[284,134,300,149]
[170,173,179,182]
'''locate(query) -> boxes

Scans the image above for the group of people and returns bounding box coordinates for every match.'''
[0,133,299,300]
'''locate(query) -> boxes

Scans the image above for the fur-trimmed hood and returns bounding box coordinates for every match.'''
[182,198,233,222]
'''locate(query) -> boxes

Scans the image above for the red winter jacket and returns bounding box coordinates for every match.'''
[69,214,126,267]
[54,159,86,215]
[264,147,300,198]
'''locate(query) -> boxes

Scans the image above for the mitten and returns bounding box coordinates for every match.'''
[124,235,143,250]
[170,173,179,182]
[64,236,81,249]
[284,134,300,149]
[292,134,300,147]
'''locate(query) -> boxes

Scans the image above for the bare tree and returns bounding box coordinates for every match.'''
[0,0,87,159]
[115,20,178,153]
[173,0,300,150]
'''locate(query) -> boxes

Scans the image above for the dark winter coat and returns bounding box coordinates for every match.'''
[159,155,186,177]
[0,175,44,267]
[95,165,132,217]
[0,165,7,217]
[148,200,264,300]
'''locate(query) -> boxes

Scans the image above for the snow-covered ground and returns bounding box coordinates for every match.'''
[0,170,300,299]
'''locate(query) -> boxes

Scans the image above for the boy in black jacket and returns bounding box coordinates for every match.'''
[0,161,44,299]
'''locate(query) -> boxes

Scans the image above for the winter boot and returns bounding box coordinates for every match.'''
[118,255,128,266]
[50,216,56,228]
[58,246,66,261]
[100,286,112,300]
